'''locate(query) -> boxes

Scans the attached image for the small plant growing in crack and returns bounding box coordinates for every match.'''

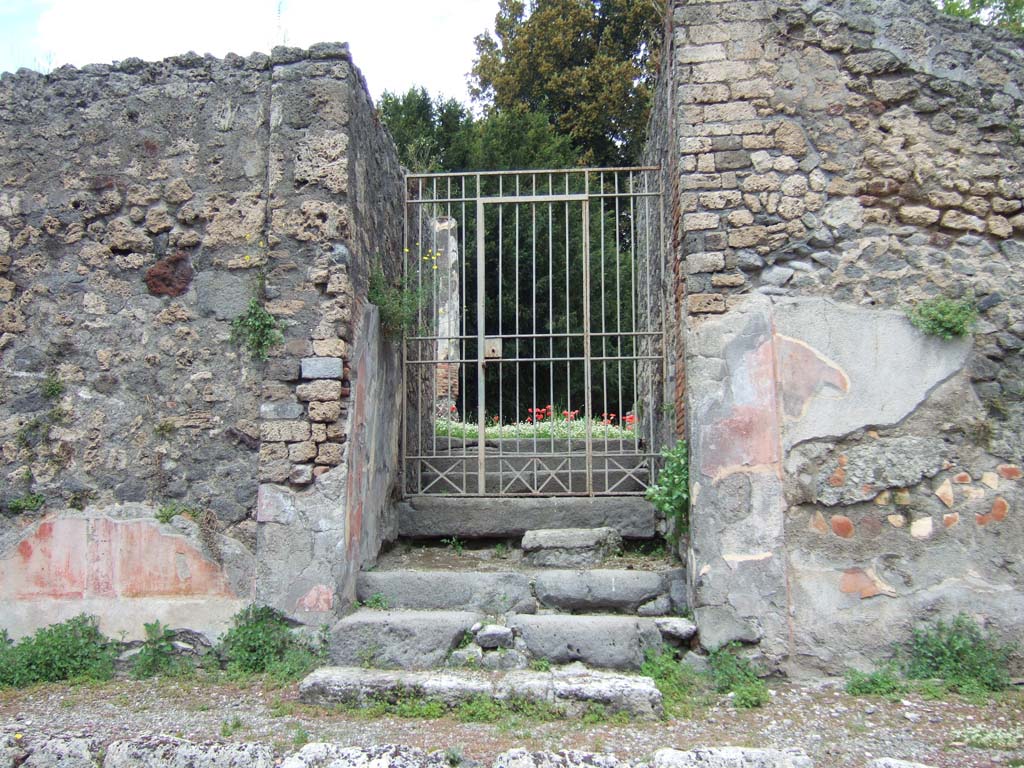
[441,536,465,556]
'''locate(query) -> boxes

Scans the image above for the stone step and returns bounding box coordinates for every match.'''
[522,526,622,567]
[400,497,661,539]
[299,664,664,720]
[357,567,687,615]
[508,614,662,670]
[329,609,481,669]
[329,609,696,671]
[357,571,534,614]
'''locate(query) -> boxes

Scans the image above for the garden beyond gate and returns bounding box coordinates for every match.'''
[403,168,665,496]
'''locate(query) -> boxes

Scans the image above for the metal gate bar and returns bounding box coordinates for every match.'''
[403,168,664,497]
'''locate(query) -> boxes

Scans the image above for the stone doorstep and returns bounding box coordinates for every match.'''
[522,526,623,567]
[298,665,665,720]
[400,497,661,539]
[357,568,688,615]
[329,609,697,672]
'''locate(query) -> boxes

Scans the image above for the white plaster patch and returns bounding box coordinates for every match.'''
[723,552,774,569]
[910,516,934,539]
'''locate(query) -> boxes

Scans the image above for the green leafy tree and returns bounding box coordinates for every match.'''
[471,0,663,165]
[379,87,475,172]
[941,0,1024,33]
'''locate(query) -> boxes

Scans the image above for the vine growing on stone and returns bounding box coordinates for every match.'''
[906,296,977,340]
[230,298,284,361]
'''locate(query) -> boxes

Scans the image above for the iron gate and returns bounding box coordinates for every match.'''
[403,167,664,496]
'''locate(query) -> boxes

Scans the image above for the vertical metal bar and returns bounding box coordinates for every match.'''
[401,181,409,495]
[629,171,638,456]
[531,175,538,492]
[563,174,571,490]
[497,177,503,494]
[476,195,486,495]
[462,175,471,494]
[547,174,555,464]
[582,174,593,496]
[417,177,424,494]
[514,176,521,492]
[614,172,623,457]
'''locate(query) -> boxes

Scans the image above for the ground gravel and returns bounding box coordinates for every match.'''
[2,675,1022,767]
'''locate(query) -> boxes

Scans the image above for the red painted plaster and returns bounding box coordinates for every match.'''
[0,517,233,601]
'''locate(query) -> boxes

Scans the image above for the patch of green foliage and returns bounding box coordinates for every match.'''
[942,0,1024,34]
[292,725,311,747]
[368,266,429,337]
[906,296,977,340]
[359,593,389,610]
[8,492,45,514]
[41,373,64,400]
[441,536,465,556]
[640,648,707,718]
[435,416,633,441]
[218,606,322,684]
[230,298,284,361]
[0,615,115,688]
[16,407,69,451]
[709,644,770,709]
[131,620,189,679]
[155,501,193,524]
[953,724,1024,749]
[529,658,551,672]
[454,694,563,724]
[844,665,907,697]
[645,441,690,543]
[220,715,244,737]
[903,613,1011,694]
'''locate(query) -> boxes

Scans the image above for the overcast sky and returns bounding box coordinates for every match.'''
[0,0,499,104]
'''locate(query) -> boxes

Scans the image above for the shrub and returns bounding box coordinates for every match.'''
[0,615,115,688]
[8,493,45,514]
[219,605,321,683]
[641,648,706,717]
[41,374,64,400]
[230,298,284,361]
[368,265,429,336]
[645,441,689,543]
[845,665,907,697]
[903,613,1011,693]
[906,296,977,340]
[709,644,769,709]
[131,620,188,679]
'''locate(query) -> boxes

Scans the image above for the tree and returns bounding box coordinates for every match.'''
[379,88,577,172]
[471,0,663,165]
[378,88,474,172]
[941,0,1024,32]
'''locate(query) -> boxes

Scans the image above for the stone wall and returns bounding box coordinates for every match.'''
[0,44,403,639]
[665,0,1024,672]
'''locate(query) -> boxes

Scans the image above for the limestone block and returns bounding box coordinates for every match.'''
[654,747,813,768]
[688,293,727,314]
[260,420,310,443]
[686,252,726,273]
[296,380,342,401]
[288,441,318,463]
[316,442,344,465]
[309,401,343,422]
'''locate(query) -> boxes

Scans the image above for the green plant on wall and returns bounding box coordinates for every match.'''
[368,265,431,337]
[645,441,690,543]
[906,296,977,340]
[230,298,284,361]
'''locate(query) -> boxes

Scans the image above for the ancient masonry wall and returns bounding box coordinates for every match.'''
[0,44,404,639]
[667,0,1024,672]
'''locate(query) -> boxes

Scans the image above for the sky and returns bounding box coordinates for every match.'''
[0,0,499,104]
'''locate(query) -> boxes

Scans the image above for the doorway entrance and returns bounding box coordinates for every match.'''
[403,168,665,496]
